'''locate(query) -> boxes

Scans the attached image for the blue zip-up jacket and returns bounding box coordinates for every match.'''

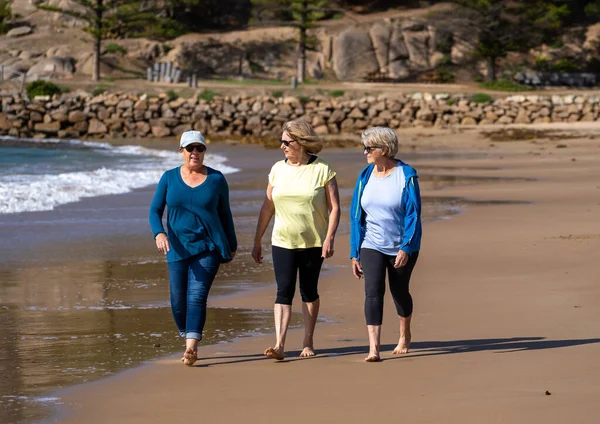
[350,160,422,261]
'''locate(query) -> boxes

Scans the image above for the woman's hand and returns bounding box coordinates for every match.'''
[251,244,263,264]
[394,250,409,268]
[321,237,335,259]
[230,250,237,260]
[155,233,170,255]
[351,258,363,279]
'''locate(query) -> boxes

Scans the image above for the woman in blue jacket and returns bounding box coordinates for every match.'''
[149,130,237,366]
[349,127,422,362]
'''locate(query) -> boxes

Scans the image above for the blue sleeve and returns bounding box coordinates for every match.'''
[349,176,362,260]
[149,172,168,238]
[400,176,422,254]
[217,175,238,252]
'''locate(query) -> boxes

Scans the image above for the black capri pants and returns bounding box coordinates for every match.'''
[272,246,324,305]
[360,248,419,326]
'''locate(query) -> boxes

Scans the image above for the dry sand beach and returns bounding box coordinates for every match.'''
[6,124,600,423]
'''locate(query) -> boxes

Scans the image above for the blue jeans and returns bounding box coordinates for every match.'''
[167,251,220,340]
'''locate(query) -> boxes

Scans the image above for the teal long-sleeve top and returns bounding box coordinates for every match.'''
[149,166,238,263]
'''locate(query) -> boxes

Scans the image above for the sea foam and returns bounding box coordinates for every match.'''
[0,137,239,214]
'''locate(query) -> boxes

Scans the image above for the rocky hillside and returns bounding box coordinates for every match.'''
[1,1,600,86]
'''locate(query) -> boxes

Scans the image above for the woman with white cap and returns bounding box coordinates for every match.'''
[149,130,237,366]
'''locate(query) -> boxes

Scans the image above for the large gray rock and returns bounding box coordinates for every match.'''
[47,0,87,27]
[388,60,410,80]
[451,37,476,64]
[403,29,430,69]
[369,23,392,71]
[7,27,32,38]
[389,26,409,62]
[428,25,452,55]
[26,57,76,78]
[333,27,379,81]
[46,46,72,58]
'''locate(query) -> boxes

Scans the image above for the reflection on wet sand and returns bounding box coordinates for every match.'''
[0,260,291,424]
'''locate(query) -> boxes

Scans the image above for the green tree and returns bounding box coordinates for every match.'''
[162,0,250,33]
[0,0,11,34]
[252,0,339,83]
[454,1,570,81]
[34,0,156,81]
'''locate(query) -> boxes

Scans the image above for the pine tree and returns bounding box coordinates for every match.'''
[34,0,157,81]
[252,0,339,83]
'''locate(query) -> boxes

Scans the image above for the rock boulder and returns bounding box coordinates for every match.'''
[333,27,379,81]
[7,27,32,38]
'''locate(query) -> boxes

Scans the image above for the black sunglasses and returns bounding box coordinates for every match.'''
[363,145,380,153]
[184,144,206,153]
[280,138,294,147]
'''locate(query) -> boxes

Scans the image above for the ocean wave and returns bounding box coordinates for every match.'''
[0,137,239,214]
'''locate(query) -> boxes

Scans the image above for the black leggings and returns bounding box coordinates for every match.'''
[272,246,324,305]
[360,248,419,326]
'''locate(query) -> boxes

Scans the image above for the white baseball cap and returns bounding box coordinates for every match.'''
[180,130,206,148]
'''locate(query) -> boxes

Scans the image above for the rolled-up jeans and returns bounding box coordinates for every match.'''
[167,251,220,340]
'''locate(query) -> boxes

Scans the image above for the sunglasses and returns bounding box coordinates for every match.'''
[280,138,294,147]
[363,145,381,153]
[184,144,206,153]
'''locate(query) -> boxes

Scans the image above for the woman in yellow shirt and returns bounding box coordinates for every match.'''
[252,120,340,360]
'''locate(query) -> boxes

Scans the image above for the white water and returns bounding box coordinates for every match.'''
[0,137,239,214]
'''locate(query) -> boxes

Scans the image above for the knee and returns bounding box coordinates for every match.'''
[187,288,209,305]
[275,295,293,305]
[300,292,319,303]
[276,288,294,305]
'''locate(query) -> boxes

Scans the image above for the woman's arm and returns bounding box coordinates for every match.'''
[251,183,275,264]
[149,173,169,254]
[322,176,340,258]
[217,175,238,257]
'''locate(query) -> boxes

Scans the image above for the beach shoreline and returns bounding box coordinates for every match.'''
[3,124,600,424]
[39,124,600,424]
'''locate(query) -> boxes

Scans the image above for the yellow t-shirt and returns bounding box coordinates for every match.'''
[269,157,336,249]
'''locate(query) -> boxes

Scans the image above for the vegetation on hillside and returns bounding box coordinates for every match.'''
[24,1,600,84]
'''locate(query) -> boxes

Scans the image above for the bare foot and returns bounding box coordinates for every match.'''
[264,346,285,361]
[364,353,380,362]
[299,346,316,357]
[393,334,411,355]
[182,348,198,366]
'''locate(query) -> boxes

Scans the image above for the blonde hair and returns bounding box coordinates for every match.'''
[361,127,398,158]
[282,120,324,154]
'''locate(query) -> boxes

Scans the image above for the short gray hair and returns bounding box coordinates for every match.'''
[361,127,398,158]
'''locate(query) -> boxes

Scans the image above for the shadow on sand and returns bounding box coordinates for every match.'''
[193,336,600,367]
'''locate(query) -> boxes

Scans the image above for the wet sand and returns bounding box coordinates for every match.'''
[44,125,600,424]
[1,137,476,423]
